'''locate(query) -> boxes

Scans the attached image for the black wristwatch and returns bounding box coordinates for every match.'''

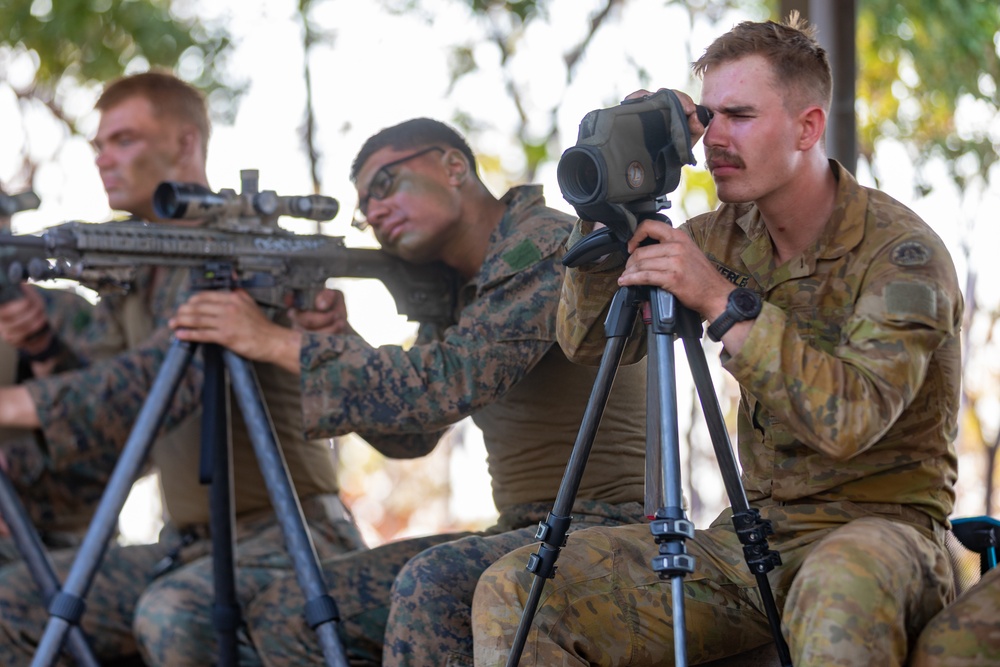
[707,287,762,342]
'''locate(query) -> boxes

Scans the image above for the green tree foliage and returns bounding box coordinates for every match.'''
[854,2,1000,514]
[856,0,999,194]
[0,0,239,188]
[436,0,755,183]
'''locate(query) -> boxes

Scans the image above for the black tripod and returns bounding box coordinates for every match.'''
[0,470,100,667]
[505,226,792,667]
[29,335,348,667]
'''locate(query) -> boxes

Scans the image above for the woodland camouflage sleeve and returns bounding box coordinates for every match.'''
[25,326,204,470]
[299,254,559,442]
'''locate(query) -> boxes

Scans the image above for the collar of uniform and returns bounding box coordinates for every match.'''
[473,185,574,290]
[735,159,867,286]
[735,160,866,257]
[812,159,867,261]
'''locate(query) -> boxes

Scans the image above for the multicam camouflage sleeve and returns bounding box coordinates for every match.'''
[555,219,649,367]
[713,223,962,462]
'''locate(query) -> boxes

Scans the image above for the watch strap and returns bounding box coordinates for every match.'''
[706,311,737,342]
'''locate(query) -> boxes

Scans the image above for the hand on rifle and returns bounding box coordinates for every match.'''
[171,288,358,375]
[0,286,56,361]
[289,288,357,337]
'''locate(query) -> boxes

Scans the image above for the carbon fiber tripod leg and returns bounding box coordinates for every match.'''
[201,343,241,665]
[0,470,100,667]
[31,338,196,667]
[680,332,791,666]
[223,350,348,667]
[504,285,641,667]
[645,287,695,667]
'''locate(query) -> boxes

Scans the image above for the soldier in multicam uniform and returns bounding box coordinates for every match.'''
[911,566,1000,664]
[473,14,963,667]
[0,71,366,666]
[167,117,648,666]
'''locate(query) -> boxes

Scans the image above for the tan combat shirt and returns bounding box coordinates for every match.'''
[559,162,962,525]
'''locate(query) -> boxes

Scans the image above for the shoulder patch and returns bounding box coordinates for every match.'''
[885,281,937,321]
[503,239,542,271]
[890,240,932,267]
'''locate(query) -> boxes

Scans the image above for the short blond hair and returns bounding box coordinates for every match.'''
[693,11,832,114]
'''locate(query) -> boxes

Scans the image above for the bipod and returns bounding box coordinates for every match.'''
[29,335,348,667]
[505,225,791,667]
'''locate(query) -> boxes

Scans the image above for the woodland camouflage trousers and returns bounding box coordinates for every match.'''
[245,499,645,667]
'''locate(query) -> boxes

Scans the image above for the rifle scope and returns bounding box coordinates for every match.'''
[153,182,339,223]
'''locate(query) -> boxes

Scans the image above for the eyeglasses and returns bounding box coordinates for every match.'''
[352,146,445,230]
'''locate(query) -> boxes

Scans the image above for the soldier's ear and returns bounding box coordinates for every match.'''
[176,124,201,160]
[442,149,470,186]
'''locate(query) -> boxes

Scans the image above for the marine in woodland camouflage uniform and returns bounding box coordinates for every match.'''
[910,563,1000,665]
[168,118,649,667]
[0,271,365,667]
[0,286,102,562]
[473,17,962,667]
[0,72,366,667]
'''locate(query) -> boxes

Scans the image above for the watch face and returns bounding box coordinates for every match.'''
[732,289,761,318]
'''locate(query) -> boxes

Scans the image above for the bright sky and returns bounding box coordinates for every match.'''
[3,0,999,533]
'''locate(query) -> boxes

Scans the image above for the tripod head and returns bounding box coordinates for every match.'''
[560,209,674,270]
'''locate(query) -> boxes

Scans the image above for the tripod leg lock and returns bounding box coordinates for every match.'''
[649,516,695,542]
[650,515,696,577]
[652,552,696,577]
[525,543,561,579]
[731,509,783,574]
[743,543,783,574]
[525,513,574,580]
[304,594,341,629]
[732,508,774,544]
[47,591,86,625]
[534,512,572,548]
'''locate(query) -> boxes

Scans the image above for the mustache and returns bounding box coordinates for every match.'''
[706,149,745,169]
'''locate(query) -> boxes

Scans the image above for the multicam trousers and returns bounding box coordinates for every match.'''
[245,499,645,667]
[0,493,364,667]
[910,564,1000,666]
[472,501,954,666]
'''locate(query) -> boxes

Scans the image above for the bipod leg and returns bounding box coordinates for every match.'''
[222,351,348,667]
[200,343,241,665]
[679,319,792,667]
[31,338,196,667]
[646,287,695,667]
[505,285,642,667]
[0,470,100,667]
